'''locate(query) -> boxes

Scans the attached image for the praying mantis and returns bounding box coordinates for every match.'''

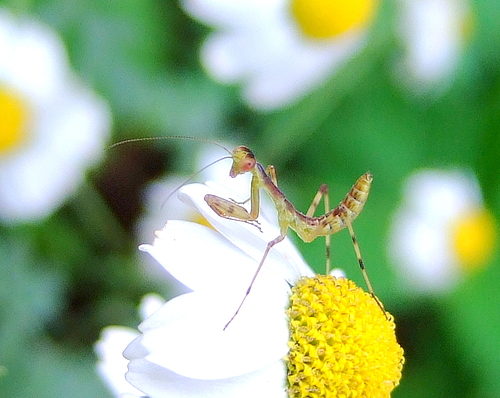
[204,145,385,330]
[110,137,385,329]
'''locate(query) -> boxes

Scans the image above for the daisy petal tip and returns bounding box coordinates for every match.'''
[330,268,346,278]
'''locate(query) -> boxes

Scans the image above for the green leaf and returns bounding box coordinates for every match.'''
[442,258,500,397]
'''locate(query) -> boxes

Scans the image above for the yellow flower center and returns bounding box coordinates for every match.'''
[286,275,404,397]
[290,0,378,39]
[452,208,496,272]
[0,86,29,155]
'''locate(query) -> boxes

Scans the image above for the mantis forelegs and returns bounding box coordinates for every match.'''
[204,194,262,231]
[204,173,262,230]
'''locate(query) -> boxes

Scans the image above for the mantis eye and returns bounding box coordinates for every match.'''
[242,158,256,172]
[230,146,256,176]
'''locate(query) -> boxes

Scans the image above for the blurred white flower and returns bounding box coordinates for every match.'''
[0,9,111,223]
[389,169,496,293]
[181,0,379,110]
[395,0,472,92]
[95,294,165,398]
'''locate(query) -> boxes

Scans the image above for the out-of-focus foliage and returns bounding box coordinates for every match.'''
[1,0,500,397]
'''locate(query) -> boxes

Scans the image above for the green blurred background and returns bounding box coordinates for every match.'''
[1,0,500,396]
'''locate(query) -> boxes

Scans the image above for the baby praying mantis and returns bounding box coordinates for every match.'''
[109,137,385,329]
[205,145,386,330]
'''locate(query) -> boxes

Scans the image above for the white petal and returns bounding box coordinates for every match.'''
[330,268,346,278]
[204,180,313,279]
[200,32,248,83]
[126,357,287,398]
[139,294,166,320]
[136,175,197,276]
[139,220,283,291]
[241,31,365,109]
[389,210,458,292]
[118,394,142,398]
[125,288,289,380]
[402,169,481,222]
[182,0,285,30]
[397,0,467,86]
[178,183,314,283]
[136,145,251,282]
[203,181,314,279]
[200,18,365,109]
[0,10,69,104]
[95,326,144,397]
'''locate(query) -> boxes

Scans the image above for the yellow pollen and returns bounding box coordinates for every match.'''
[452,208,496,272]
[286,275,404,397]
[290,0,378,40]
[191,212,214,230]
[0,87,29,154]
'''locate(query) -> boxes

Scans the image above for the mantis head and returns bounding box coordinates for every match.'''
[230,146,256,178]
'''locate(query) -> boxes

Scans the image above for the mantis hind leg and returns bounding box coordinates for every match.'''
[345,220,387,317]
[224,232,287,330]
[306,184,332,274]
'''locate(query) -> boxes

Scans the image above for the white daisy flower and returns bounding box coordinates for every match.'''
[0,9,111,223]
[395,0,472,92]
[95,293,165,398]
[181,0,380,110]
[389,169,496,293]
[124,181,403,397]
